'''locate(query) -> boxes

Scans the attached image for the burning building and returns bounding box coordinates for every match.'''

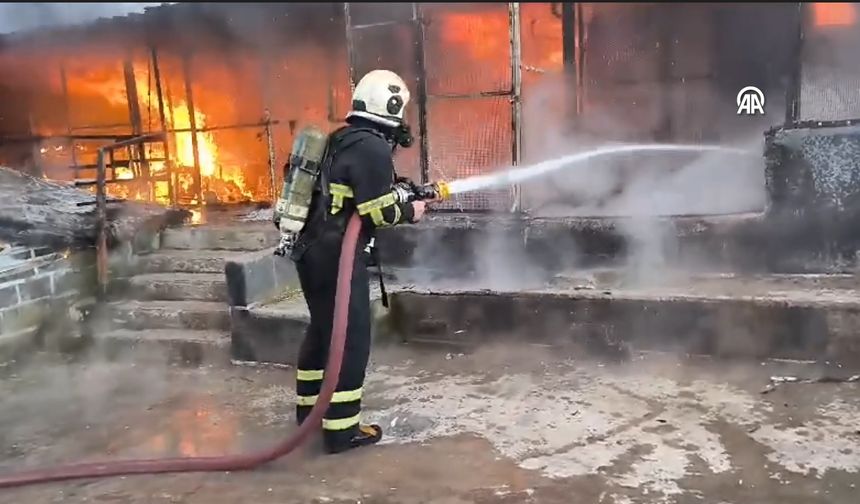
[0,2,856,215]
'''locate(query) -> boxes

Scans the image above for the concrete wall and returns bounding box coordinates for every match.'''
[0,246,94,353]
[763,123,860,272]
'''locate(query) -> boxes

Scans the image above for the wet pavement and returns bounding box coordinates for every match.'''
[0,342,858,503]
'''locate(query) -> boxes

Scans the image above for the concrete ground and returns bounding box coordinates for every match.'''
[0,342,858,504]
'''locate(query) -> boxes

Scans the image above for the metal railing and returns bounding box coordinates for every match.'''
[94,133,166,299]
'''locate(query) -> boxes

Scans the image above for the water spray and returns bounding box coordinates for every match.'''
[445,143,754,195]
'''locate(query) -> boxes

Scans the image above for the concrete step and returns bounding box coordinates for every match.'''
[160,224,279,251]
[228,291,390,365]
[137,249,238,274]
[93,328,230,366]
[109,300,230,331]
[127,273,227,302]
[386,287,860,365]
[230,296,309,365]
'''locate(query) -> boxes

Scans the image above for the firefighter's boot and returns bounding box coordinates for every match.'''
[324,424,383,454]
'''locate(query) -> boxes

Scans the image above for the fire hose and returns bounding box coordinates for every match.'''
[0,213,364,490]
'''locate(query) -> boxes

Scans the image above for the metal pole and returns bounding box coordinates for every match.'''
[264,109,277,202]
[327,2,339,123]
[562,3,577,71]
[259,46,278,203]
[59,62,78,175]
[27,113,42,178]
[562,2,578,121]
[508,2,523,213]
[656,5,673,142]
[150,45,174,205]
[123,56,150,184]
[164,72,177,161]
[95,149,108,300]
[412,2,431,184]
[343,3,358,90]
[786,2,804,126]
[575,3,585,115]
[181,52,203,205]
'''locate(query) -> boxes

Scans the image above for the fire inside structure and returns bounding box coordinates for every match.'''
[0,3,856,213]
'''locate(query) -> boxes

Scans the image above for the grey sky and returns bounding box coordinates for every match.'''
[0,3,165,34]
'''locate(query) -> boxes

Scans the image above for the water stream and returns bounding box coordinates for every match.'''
[447,143,755,195]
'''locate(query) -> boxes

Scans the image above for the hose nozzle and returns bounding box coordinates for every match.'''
[433,180,451,201]
[394,179,451,203]
[414,181,450,201]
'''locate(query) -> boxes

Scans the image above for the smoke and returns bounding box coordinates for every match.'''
[451,68,778,290]
[0,3,166,35]
[472,218,548,291]
[520,73,770,219]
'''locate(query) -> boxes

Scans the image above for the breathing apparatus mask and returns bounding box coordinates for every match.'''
[388,123,414,150]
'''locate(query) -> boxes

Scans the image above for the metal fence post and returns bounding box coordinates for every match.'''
[785,2,805,126]
[181,52,203,205]
[412,2,431,184]
[343,3,357,91]
[150,45,175,205]
[508,2,523,213]
[95,149,108,300]
[264,109,277,202]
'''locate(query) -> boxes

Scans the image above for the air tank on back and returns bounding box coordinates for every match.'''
[275,125,329,235]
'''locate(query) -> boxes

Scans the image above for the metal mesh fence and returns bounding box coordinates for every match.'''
[583,4,663,87]
[422,3,511,96]
[578,3,793,143]
[427,95,513,211]
[579,3,670,142]
[348,16,422,181]
[799,3,860,122]
[351,21,417,83]
[421,2,514,211]
[262,11,350,193]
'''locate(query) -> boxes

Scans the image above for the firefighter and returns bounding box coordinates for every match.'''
[287,69,428,454]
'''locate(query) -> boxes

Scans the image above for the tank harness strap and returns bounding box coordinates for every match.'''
[371,245,389,308]
[290,127,386,262]
[356,192,401,227]
[324,127,386,217]
[329,183,354,215]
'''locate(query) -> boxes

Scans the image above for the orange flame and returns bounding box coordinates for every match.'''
[63,59,253,205]
[133,72,252,205]
[812,3,857,27]
[439,12,510,61]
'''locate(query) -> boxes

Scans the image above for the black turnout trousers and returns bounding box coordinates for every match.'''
[294,233,371,448]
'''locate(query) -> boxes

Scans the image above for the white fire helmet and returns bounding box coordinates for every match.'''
[347,69,411,128]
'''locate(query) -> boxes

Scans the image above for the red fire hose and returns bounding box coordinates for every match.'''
[0,213,364,490]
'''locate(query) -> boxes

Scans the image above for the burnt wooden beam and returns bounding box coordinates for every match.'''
[181,52,203,205]
[150,45,174,205]
[122,56,151,185]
